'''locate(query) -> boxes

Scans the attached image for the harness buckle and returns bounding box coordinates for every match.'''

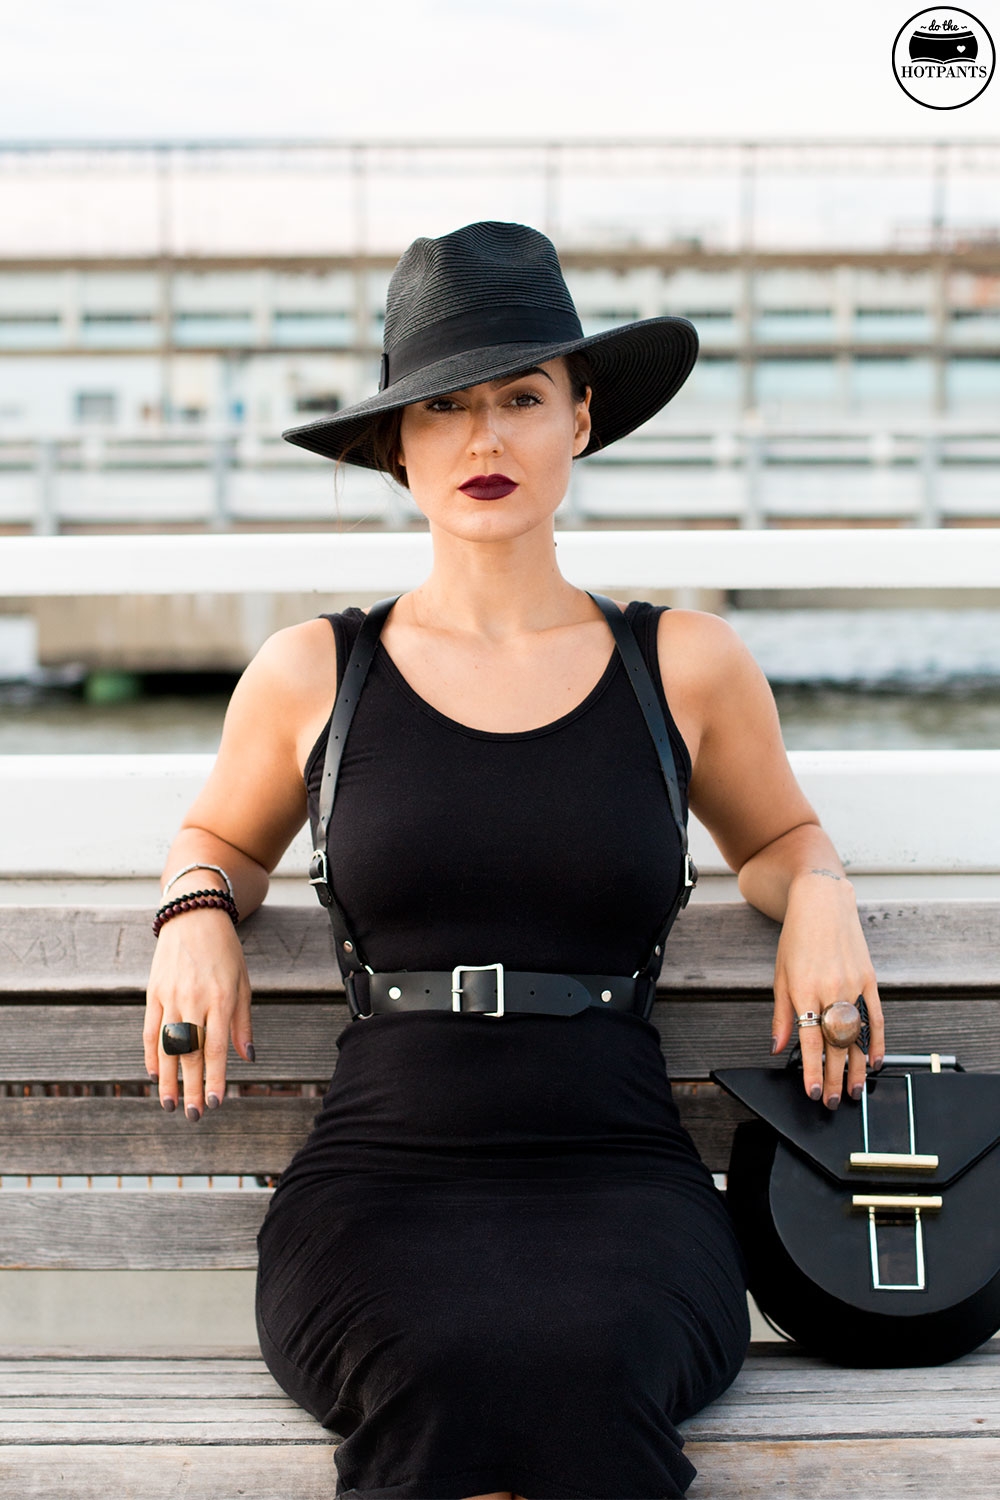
[452,963,505,1018]
[309,848,330,886]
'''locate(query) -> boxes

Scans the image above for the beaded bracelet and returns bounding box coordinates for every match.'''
[152,888,240,938]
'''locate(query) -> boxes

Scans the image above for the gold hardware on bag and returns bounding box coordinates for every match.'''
[849,1151,939,1170]
[851,1195,942,1292]
[851,1194,943,1210]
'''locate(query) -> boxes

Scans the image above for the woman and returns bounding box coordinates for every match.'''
[144,221,884,1500]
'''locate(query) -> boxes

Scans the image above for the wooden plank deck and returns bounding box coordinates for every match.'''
[2,1343,998,1498]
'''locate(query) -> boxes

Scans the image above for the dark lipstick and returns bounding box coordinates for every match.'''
[459,474,518,500]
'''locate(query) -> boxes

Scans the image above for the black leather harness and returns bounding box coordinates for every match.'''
[308,593,697,1022]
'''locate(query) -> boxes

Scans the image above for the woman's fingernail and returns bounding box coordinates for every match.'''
[770,1036,780,1055]
[827,1094,841,1110]
[186,1105,201,1123]
[162,1097,176,1113]
[850,1082,865,1101]
[872,1055,885,1071]
[148,1071,159,1083]
[207,1093,220,1109]
[809,1084,823,1101]
[246,1043,256,1063]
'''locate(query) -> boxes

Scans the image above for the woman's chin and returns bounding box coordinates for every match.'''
[427,504,561,546]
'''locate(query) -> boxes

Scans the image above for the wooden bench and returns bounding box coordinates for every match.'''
[1,898,998,1497]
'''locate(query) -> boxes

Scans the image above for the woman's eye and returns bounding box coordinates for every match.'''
[426,398,459,412]
[509,391,542,407]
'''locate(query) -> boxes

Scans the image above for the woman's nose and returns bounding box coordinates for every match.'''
[467,405,503,455]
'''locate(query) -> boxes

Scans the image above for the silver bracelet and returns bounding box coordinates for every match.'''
[163,863,235,904]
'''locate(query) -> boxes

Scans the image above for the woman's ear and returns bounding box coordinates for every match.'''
[572,386,592,456]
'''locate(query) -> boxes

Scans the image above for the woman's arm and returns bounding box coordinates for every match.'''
[658,610,884,1110]
[144,618,336,1120]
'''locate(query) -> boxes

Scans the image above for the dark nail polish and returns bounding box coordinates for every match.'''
[850,1082,865,1101]
[162,1097,176,1113]
[148,1072,158,1083]
[207,1093,220,1109]
[872,1056,885,1071]
[186,1105,201,1123]
[809,1084,823,1101]
[770,1036,780,1055]
[246,1043,256,1063]
[827,1094,841,1110]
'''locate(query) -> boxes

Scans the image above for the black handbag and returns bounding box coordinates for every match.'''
[712,1054,1000,1367]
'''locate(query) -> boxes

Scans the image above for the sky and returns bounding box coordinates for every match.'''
[1,0,998,142]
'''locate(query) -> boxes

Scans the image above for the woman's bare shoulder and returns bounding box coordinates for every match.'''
[247,616,339,705]
[656,606,754,672]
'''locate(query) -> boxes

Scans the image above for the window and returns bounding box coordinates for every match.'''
[81,312,157,348]
[946,358,1000,405]
[174,311,255,346]
[580,309,642,335]
[755,309,834,343]
[757,358,839,401]
[681,357,740,403]
[294,393,342,414]
[853,309,931,342]
[0,313,62,349]
[850,357,933,403]
[75,391,117,423]
[273,311,351,347]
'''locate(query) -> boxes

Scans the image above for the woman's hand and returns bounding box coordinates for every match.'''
[654,611,886,1114]
[140,618,340,1119]
[143,908,254,1121]
[770,870,885,1110]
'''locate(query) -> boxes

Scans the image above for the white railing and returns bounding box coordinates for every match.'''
[3,527,1000,596]
[3,529,997,899]
[3,423,1000,533]
[2,752,999,891]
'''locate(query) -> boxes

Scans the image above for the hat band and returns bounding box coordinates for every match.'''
[380,304,584,390]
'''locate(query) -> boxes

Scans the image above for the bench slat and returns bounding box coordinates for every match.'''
[681,1439,1000,1498]
[0,1193,268,1270]
[3,902,998,996]
[1,1345,998,1500]
[2,996,999,1087]
[0,1097,319,1176]
[0,1446,339,1497]
[0,1087,752,1176]
[6,1437,998,1499]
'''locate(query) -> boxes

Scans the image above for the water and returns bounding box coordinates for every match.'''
[2,684,999,756]
[2,609,999,753]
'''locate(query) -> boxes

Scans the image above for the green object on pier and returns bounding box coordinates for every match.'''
[84,671,143,705]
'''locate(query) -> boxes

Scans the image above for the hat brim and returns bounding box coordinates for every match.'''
[280,317,699,470]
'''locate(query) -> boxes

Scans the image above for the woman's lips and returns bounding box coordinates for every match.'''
[458,475,518,500]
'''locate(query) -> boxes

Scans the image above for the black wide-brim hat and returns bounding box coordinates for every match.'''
[281,220,699,470]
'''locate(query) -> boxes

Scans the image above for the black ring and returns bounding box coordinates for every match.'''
[161,1021,206,1056]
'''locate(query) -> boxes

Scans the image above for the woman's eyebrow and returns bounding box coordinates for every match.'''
[489,366,555,388]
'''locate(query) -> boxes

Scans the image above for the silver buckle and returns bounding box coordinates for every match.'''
[683,852,695,888]
[309,848,329,886]
[451,962,505,1018]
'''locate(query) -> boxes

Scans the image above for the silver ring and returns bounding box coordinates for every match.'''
[796,1009,822,1028]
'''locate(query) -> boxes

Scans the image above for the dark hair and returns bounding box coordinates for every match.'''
[346,352,594,492]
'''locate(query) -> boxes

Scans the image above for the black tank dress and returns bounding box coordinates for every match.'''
[255,601,750,1500]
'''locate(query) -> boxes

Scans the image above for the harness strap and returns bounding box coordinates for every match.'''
[587,593,698,982]
[308,596,399,976]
